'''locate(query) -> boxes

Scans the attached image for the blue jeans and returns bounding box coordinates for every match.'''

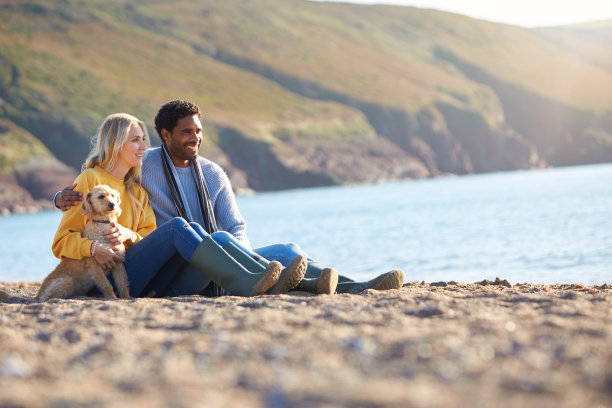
[124,218,354,297]
[124,217,230,297]
[146,230,302,297]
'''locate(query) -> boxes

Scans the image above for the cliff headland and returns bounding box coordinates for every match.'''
[1,0,611,211]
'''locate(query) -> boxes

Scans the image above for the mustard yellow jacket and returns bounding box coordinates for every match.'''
[52,166,156,260]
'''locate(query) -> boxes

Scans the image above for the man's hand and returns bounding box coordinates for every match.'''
[104,222,135,248]
[55,183,83,211]
[92,241,123,270]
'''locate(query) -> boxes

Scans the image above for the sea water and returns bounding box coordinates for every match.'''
[1,163,610,285]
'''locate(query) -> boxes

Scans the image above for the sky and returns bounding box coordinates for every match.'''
[311,0,612,27]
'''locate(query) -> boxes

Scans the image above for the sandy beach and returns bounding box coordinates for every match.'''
[0,280,610,408]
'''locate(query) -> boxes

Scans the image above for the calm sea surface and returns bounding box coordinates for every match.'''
[1,163,610,285]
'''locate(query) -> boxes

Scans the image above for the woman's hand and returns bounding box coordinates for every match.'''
[104,222,136,248]
[92,241,123,270]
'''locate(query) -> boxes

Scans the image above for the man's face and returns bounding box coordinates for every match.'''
[161,115,203,167]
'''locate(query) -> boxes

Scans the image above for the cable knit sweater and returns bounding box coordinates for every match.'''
[141,147,250,248]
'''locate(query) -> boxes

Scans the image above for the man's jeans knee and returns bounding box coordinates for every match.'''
[253,242,310,267]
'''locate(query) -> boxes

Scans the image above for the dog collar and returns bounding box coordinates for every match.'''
[91,220,111,224]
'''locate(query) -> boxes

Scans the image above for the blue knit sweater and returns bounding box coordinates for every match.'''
[141,147,250,248]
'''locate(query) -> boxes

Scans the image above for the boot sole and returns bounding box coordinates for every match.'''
[250,261,282,296]
[365,269,404,291]
[317,267,339,295]
[268,255,307,294]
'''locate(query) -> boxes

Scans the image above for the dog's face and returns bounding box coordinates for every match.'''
[82,185,122,220]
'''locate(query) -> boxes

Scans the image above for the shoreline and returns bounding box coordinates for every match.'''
[1,280,610,407]
[0,162,606,217]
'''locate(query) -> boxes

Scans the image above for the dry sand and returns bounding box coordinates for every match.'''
[0,280,610,408]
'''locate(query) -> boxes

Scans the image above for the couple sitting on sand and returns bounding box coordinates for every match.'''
[53,100,404,297]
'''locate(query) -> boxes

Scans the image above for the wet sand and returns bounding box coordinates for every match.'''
[0,280,610,407]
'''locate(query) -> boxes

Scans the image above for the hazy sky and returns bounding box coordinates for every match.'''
[312,0,612,27]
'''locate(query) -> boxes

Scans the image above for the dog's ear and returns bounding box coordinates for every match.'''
[82,191,93,218]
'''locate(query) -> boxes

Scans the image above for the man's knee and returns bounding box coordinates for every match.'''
[256,242,306,258]
[210,230,234,246]
[283,242,305,255]
[188,222,210,237]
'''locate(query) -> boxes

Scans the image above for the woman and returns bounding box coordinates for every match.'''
[52,113,305,297]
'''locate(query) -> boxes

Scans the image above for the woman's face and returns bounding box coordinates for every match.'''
[117,124,147,169]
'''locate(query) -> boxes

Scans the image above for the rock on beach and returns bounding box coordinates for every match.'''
[0,281,610,407]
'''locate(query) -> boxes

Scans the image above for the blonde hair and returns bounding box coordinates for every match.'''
[84,113,150,224]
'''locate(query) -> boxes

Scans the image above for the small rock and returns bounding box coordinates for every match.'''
[417,306,444,317]
[476,278,512,288]
[63,329,81,344]
[346,338,375,355]
[560,292,577,300]
[35,332,52,342]
[430,281,448,287]
[476,279,492,286]
[0,356,31,378]
[265,390,289,408]
[493,278,512,288]
[239,300,266,309]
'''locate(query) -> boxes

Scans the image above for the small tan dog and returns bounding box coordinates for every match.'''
[37,185,130,300]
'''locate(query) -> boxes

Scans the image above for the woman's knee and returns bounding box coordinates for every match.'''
[167,217,189,229]
[164,218,200,244]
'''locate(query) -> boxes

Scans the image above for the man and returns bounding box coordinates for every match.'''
[55,100,404,295]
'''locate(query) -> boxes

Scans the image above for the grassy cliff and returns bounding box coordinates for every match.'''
[0,0,610,195]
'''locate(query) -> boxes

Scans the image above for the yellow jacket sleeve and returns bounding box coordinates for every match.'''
[52,167,158,257]
[51,172,96,260]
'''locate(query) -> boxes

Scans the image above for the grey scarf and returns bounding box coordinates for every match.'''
[160,144,219,233]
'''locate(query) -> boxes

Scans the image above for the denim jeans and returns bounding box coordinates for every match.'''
[145,224,234,298]
[123,217,206,296]
[123,218,354,297]
[125,218,249,297]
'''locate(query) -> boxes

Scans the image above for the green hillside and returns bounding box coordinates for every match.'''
[0,0,611,194]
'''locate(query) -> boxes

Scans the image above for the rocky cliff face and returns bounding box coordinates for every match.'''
[0,119,78,214]
[206,125,430,192]
[200,47,550,188]
[0,166,77,215]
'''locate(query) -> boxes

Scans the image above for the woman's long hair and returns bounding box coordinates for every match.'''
[84,113,150,224]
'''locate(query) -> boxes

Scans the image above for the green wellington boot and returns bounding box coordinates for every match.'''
[336,269,405,294]
[293,262,339,295]
[221,242,307,294]
[190,236,281,297]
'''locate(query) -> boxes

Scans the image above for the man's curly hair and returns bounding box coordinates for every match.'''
[154,100,202,139]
